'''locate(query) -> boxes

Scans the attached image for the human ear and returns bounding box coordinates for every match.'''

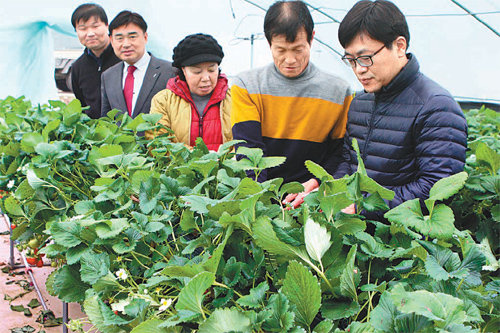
[394,36,407,56]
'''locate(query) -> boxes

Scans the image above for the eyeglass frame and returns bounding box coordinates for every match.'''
[341,45,386,68]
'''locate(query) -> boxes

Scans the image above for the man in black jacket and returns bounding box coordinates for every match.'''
[70,4,120,119]
[335,0,467,219]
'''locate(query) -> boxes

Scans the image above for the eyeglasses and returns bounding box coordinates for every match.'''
[341,45,385,68]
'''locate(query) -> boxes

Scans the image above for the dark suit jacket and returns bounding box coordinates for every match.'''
[101,54,175,118]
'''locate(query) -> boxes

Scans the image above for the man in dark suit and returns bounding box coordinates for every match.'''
[101,10,175,118]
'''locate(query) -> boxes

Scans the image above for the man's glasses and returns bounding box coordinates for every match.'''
[342,45,385,68]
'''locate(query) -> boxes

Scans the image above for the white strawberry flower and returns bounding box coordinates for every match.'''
[111,298,131,314]
[7,180,15,189]
[115,268,128,281]
[158,298,173,312]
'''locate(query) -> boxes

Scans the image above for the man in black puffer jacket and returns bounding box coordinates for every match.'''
[334,0,467,220]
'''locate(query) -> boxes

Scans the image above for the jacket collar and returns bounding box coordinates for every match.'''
[167,74,228,105]
[375,53,419,100]
[85,43,114,62]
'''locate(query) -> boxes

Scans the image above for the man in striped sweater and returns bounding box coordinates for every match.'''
[231,0,352,208]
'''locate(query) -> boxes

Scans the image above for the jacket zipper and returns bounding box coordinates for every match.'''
[362,97,378,162]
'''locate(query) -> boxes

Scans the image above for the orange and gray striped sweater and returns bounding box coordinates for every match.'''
[231,63,353,183]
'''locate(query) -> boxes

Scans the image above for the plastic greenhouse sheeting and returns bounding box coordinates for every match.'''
[0,0,499,105]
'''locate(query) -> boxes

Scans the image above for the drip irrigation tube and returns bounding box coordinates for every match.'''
[1,210,69,332]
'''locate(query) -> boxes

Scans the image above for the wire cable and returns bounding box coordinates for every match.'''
[240,0,344,57]
[449,0,500,37]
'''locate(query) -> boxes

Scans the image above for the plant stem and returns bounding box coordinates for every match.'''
[130,252,150,270]
[213,281,244,298]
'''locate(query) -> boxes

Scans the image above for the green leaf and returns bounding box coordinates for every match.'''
[262,293,295,332]
[175,271,215,316]
[179,210,197,232]
[312,320,335,333]
[219,212,252,235]
[39,243,67,257]
[258,156,286,170]
[21,132,45,153]
[131,319,175,333]
[427,172,468,202]
[346,322,375,333]
[26,169,48,190]
[236,146,263,165]
[319,193,352,220]
[237,281,269,308]
[181,195,218,215]
[80,252,110,284]
[66,244,92,265]
[358,174,395,200]
[14,180,35,200]
[27,298,40,308]
[49,220,82,248]
[208,200,242,220]
[370,291,396,332]
[282,261,321,328]
[475,141,500,173]
[334,215,366,235]
[305,160,333,181]
[112,228,141,254]
[390,284,465,325]
[52,265,90,303]
[190,160,219,178]
[355,232,394,258]
[100,300,132,326]
[384,199,456,240]
[304,218,332,264]
[95,218,129,239]
[42,119,61,140]
[198,308,252,333]
[4,196,23,216]
[321,300,360,321]
[351,138,366,175]
[424,253,458,281]
[340,245,358,301]
[139,180,158,214]
[279,181,304,198]
[362,192,389,212]
[252,216,309,262]
[84,292,125,333]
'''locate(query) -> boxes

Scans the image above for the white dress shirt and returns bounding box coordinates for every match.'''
[122,52,151,114]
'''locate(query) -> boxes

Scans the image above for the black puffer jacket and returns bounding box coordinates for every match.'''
[335,54,467,219]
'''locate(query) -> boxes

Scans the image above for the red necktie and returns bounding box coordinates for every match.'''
[123,65,136,116]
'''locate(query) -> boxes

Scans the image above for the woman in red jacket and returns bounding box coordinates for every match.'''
[148,34,232,151]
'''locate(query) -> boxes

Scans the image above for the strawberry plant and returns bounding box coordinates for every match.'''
[0,97,498,332]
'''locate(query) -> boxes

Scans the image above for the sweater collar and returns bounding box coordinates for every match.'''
[272,62,316,81]
[375,53,419,99]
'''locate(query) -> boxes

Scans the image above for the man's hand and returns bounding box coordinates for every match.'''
[341,203,356,214]
[282,178,319,209]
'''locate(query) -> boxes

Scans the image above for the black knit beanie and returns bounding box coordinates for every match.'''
[172,33,224,68]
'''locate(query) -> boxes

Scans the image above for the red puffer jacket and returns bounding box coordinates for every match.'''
[166,75,228,150]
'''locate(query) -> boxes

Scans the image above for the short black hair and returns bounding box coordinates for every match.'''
[71,3,107,29]
[338,0,410,50]
[109,10,148,35]
[264,1,314,44]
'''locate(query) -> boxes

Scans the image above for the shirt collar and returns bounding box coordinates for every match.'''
[125,52,150,71]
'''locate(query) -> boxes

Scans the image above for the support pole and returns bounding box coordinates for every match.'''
[63,302,69,333]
